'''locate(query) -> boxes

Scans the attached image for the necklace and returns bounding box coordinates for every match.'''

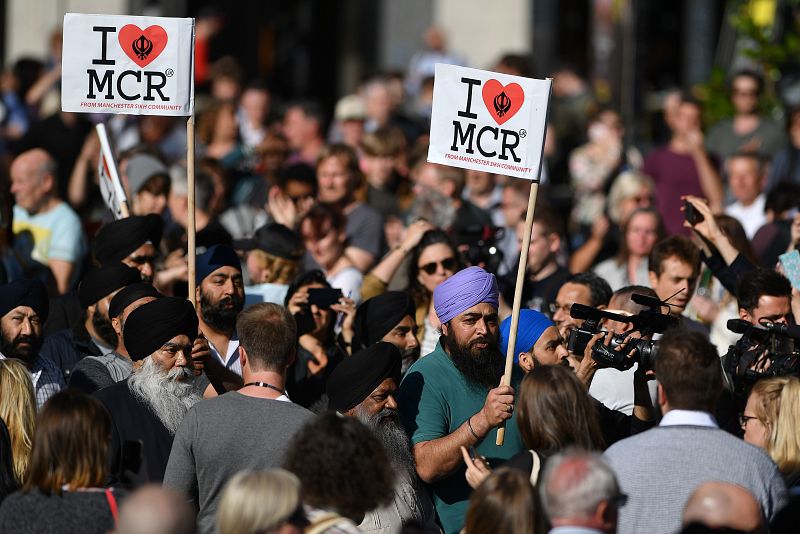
[242,381,285,395]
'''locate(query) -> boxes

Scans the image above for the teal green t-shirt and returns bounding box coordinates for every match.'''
[398,341,524,534]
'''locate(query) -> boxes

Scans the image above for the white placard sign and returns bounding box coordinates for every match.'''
[61,13,194,116]
[428,64,551,181]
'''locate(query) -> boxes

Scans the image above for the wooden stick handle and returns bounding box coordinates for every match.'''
[187,115,196,308]
[496,181,539,446]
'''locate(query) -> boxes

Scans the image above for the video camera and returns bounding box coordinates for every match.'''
[566,293,678,371]
[723,319,800,392]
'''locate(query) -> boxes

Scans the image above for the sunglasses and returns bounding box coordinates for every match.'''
[419,257,457,275]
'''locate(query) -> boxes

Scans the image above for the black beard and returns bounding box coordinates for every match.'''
[442,328,503,390]
[0,332,42,363]
[91,310,119,348]
[200,291,243,332]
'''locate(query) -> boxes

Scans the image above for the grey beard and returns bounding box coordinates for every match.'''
[353,405,416,480]
[128,358,201,434]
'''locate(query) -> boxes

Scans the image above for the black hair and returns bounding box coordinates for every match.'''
[737,268,791,313]
[564,272,613,308]
[284,270,331,307]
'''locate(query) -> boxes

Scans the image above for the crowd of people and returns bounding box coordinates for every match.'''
[2,25,800,534]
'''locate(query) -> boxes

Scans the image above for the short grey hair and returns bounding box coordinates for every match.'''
[540,448,620,522]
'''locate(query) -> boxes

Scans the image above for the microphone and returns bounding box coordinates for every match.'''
[726,319,763,335]
[631,293,664,309]
[762,321,800,341]
[569,303,596,320]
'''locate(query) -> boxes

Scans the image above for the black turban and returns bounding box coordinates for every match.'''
[123,297,198,361]
[0,279,49,323]
[93,214,163,265]
[78,264,141,309]
[352,292,416,352]
[196,244,241,286]
[108,283,162,320]
[326,342,402,412]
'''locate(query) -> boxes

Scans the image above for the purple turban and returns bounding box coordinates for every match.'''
[433,266,499,324]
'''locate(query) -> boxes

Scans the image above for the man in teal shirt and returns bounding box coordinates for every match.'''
[398,266,524,534]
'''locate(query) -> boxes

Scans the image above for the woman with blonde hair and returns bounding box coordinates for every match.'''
[217,469,307,534]
[741,377,800,488]
[0,359,36,485]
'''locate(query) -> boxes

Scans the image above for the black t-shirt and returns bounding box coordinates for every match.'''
[500,265,571,313]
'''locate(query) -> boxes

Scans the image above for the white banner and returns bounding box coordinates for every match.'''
[427,64,551,181]
[61,13,194,116]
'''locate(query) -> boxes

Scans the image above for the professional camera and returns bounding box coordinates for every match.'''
[566,293,677,371]
[455,224,504,274]
[723,319,800,395]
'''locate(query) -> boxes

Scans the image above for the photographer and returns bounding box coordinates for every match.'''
[551,272,613,357]
[284,270,355,412]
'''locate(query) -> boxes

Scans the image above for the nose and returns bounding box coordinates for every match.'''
[475,318,488,336]
[556,344,569,360]
[139,262,154,279]
[406,332,419,350]
[175,349,189,367]
[20,318,33,336]
[385,394,398,411]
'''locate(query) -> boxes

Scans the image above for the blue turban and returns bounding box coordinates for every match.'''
[499,309,554,363]
[196,244,241,285]
[433,266,499,324]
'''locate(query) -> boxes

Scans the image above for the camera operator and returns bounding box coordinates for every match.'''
[587,286,661,416]
[551,272,613,361]
[723,269,793,397]
[647,235,708,335]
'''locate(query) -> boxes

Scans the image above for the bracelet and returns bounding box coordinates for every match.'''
[467,415,480,440]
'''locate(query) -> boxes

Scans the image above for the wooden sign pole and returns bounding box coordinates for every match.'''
[187,114,197,308]
[496,79,552,446]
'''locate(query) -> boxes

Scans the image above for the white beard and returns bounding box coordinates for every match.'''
[128,357,201,434]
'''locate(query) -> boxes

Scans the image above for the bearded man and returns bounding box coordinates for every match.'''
[327,342,437,533]
[0,279,64,409]
[94,297,201,483]
[195,245,245,375]
[352,291,420,371]
[398,266,524,534]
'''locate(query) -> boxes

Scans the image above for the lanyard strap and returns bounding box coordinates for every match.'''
[242,381,285,395]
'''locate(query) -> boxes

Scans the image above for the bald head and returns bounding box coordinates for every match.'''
[10,149,58,213]
[114,485,195,534]
[683,481,763,533]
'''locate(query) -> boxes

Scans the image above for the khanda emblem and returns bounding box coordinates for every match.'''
[493,91,512,118]
[132,34,154,61]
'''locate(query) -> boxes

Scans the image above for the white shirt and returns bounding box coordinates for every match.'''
[208,332,242,376]
[659,409,717,428]
[725,194,766,239]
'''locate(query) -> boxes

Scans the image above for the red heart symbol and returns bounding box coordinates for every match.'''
[118,25,168,68]
[482,80,524,125]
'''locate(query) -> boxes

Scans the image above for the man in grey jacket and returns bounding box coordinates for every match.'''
[604,329,786,534]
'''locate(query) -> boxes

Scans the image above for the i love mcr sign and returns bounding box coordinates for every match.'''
[428,64,552,181]
[61,13,194,116]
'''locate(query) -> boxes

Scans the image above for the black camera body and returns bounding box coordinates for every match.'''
[567,295,676,371]
[723,319,800,398]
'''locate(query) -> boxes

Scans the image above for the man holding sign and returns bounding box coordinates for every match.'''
[398,266,523,534]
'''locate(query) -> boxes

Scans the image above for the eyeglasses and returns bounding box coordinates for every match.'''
[419,257,457,275]
[739,414,759,428]
[733,88,758,97]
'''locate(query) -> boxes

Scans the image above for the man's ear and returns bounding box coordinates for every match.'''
[239,345,248,369]
[739,307,750,321]
[518,351,533,373]
[657,382,667,407]
[440,322,449,337]
[548,233,561,254]
[111,316,122,336]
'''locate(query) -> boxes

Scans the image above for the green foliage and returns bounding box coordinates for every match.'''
[699,0,800,125]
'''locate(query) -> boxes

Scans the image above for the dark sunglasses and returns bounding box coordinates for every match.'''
[419,257,457,275]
